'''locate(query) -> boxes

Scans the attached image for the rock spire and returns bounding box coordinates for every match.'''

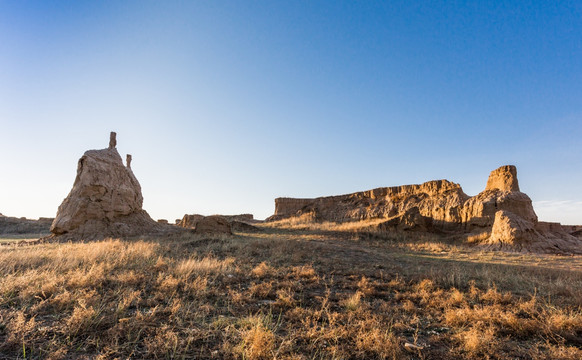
[51,132,160,239]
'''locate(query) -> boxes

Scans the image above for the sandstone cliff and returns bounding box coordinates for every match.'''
[51,132,162,239]
[267,165,581,253]
[270,180,470,230]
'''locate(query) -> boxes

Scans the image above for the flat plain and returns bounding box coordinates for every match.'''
[1,221,581,359]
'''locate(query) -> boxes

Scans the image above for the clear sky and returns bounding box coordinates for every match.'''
[1,1,581,224]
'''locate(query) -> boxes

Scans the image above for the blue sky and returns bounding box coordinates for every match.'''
[1,1,581,223]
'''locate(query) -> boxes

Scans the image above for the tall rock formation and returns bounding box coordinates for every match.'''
[51,132,161,239]
[460,165,537,230]
[485,165,520,192]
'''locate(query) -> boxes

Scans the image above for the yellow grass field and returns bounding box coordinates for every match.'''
[1,222,581,359]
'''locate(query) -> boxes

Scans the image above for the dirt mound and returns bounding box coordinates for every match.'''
[50,132,163,239]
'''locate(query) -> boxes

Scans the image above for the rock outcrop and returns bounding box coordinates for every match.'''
[51,132,162,239]
[177,214,205,229]
[0,215,53,235]
[177,213,260,234]
[460,165,537,230]
[485,165,520,192]
[267,165,582,253]
[375,207,433,232]
[487,211,582,253]
[194,216,233,235]
[177,214,233,234]
[269,180,470,230]
[488,210,538,247]
[222,214,256,223]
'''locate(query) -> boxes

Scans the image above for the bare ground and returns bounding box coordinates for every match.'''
[0,223,581,359]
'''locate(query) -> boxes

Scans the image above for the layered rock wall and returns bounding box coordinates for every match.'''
[271,180,470,229]
[269,166,534,229]
[268,165,582,253]
[274,198,316,217]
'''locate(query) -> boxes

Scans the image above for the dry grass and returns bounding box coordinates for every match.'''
[0,223,581,359]
[266,215,388,232]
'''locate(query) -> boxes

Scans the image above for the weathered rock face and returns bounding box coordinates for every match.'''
[460,165,537,230]
[487,211,582,253]
[177,214,256,234]
[195,215,233,235]
[274,198,316,218]
[178,214,232,234]
[488,210,538,246]
[51,132,160,239]
[460,189,537,228]
[0,215,53,235]
[375,207,433,232]
[485,165,520,192]
[267,165,581,253]
[178,214,205,229]
[222,214,255,223]
[270,180,470,229]
[269,166,536,230]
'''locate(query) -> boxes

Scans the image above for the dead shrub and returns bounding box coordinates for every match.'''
[237,317,275,360]
[66,300,97,336]
[249,282,273,299]
[291,265,317,280]
[145,325,179,357]
[355,325,402,359]
[184,276,208,294]
[447,287,465,307]
[357,276,375,296]
[343,291,363,312]
[251,262,273,278]
[116,290,141,315]
[5,311,36,347]
[275,288,295,307]
[480,286,512,305]
[455,323,499,358]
